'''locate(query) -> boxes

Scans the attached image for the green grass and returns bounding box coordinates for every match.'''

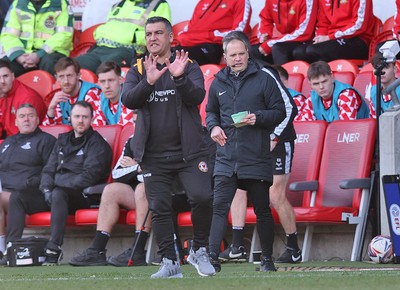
[1,261,400,290]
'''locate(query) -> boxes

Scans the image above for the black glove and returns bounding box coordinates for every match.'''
[43,189,53,207]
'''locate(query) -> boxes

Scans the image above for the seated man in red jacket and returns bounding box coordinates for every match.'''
[0,59,47,139]
[176,0,252,65]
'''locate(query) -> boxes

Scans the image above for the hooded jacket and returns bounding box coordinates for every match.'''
[206,60,286,182]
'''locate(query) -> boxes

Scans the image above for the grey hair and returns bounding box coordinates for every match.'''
[222,31,250,52]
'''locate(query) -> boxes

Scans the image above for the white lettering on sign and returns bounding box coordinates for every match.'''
[337,132,360,143]
[295,133,310,144]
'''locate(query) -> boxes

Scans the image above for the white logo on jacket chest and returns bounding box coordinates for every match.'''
[76,149,84,156]
[21,142,31,150]
[1,144,9,153]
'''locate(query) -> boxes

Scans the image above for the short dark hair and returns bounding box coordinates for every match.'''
[71,100,94,117]
[271,65,289,81]
[222,31,250,52]
[96,61,121,76]
[0,59,13,71]
[54,57,81,74]
[307,60,332,80]
[145,16,172,33]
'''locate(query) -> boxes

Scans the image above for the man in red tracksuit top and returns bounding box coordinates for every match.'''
[294,0,375,63]
[176,0,252,65]
[251,0,317,65]
[0,59,47,139]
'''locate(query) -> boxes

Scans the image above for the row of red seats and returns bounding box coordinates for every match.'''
[175,119,376,262]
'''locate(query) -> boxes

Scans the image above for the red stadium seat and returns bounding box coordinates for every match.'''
[353,72,373,98]
[333,71,355,86]
[171,20,189,47]
[282,60,310,78]
[80,68,98,83]
[75,209,128,226]
[39,124,71,138]
[230,121,328,262]
[17,70,56,99]
[301,77,312,97]
[26,212,75,227]
[286,73,304,92]
[200,64,221,81]
[199,76,214,126]
[328,59,359,77]
[290,119,376,261]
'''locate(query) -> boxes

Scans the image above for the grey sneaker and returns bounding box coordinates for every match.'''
[150,257,183,279]
[69,248,107,266]
[187,247,216,277]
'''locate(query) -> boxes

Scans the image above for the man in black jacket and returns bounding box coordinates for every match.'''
[69,135,151,267]
[0,103,56,263]
[206,31,287,273]
[121,16,214,278]
[6,101,112,265]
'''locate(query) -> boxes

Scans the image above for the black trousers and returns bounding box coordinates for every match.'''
[6,187,89,246]
[209,175,275,257]
[141,155,213,261]
[293,37,369,63]
[251,42,309,65]
[177,43,224,66]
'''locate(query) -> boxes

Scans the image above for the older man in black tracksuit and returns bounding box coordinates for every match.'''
[6,101,112,265]
[122,17,214,278]
[0,103,56,263]
[206,31,287,273]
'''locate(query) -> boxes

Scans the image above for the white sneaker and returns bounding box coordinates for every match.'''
[150,257,183,279]
[187,247,216,277]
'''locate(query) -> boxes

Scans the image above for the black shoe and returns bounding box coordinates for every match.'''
[0,251,7,266]
[275,247,302,263]
[69,248,108,266]
[219,244,247,262]
[260,255,277,272]
[108,248,147,267]
[43,241,63,266]
[209,252,221,273]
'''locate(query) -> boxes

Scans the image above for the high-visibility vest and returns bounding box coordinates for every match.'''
[1,0,73,61]
[94,0,171,54]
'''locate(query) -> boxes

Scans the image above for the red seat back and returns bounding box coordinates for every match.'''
[17,70,56,99]
[315,119,376,209]
[287,73,304,92]
[328,59,359,76]
[117,124,135,156]
[93,125,122,180]
[282,61,310,78]
[353,72,373,98]
[199,76,214,127]
[39,124,72,138]
[80,68,98,83]
[333,71,355,86]
[200,64,221,82]
[288,121,327,207]
[171,20,189,47]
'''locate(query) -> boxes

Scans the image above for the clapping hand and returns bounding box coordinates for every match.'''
[165,49,189,78]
